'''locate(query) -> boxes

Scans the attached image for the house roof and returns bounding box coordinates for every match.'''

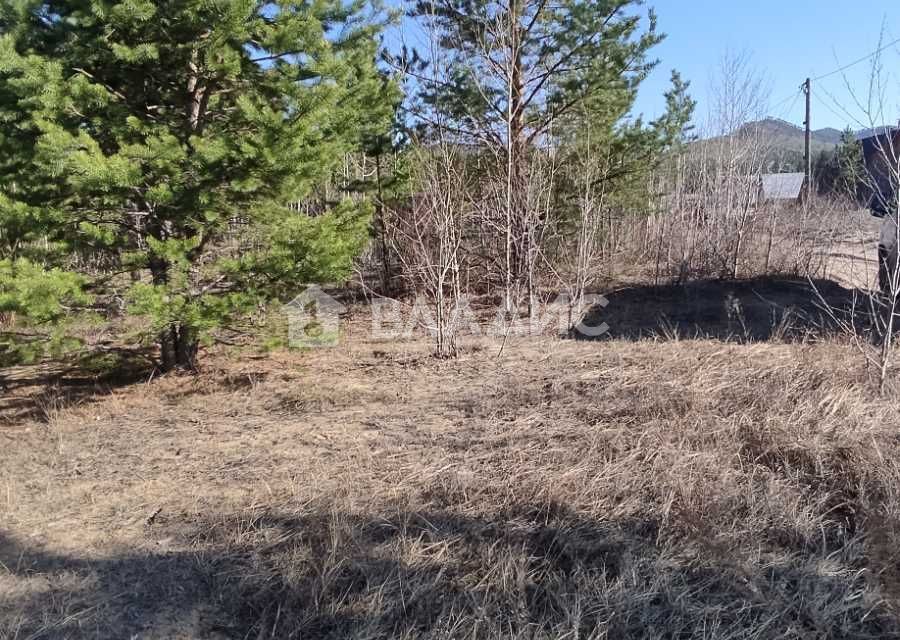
[856,126,898,141]
[760,173,805,200]
[858,127,900,165]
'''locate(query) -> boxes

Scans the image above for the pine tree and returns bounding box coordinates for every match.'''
[559,69,696,213]
[408,0,662,147]
[835,127,865,199]
[404,0,663,299]
[813,128,864,198]
[0,0,396,370]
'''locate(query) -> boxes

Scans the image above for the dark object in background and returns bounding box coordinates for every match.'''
[858,127,900,295]
[878,215,899,297]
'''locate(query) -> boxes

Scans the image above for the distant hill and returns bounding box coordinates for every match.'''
[812,127,844,145]
[694,118,872,173]
[735,118,841,154]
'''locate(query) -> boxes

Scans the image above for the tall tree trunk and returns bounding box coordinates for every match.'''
[159,324,198,372]
[505,1,526,311]
[175,325,198,371]
[375,154,393,294]
[145,47,207,373]
[149,256,198,372]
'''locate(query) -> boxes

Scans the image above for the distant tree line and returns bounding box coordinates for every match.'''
[813,129,866,200]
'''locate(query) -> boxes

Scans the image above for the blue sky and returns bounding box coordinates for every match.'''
[631,0,900,131]
[386,0,900,132]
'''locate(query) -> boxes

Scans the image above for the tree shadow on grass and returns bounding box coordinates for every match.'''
[0,349,155,425]
[578,276,874,342]
[2,501,898,639]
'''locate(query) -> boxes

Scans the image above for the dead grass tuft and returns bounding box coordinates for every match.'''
[3,335,900,638]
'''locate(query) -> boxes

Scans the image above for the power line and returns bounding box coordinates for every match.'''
[769,89,803,119]
[811,90,849,125]
[812,35,900,82]
[778,36,900,131]
[779,90,803,121]
[811,88,869,131]
[768,37,900,122]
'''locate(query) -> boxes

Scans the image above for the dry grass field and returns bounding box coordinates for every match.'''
[0,206,895,640]
[4,284,900,639]
[4,1,898,634]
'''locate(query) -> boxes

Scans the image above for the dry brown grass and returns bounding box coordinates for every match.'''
[3,319,900,638]
[605,203,881,290]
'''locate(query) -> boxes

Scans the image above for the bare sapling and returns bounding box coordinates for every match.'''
[644,51,780,282]
[809,34,900,392]
[389,144,470,358]
[545,129,609,332]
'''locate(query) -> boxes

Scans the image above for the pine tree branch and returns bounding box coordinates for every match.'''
[71,68,159,122]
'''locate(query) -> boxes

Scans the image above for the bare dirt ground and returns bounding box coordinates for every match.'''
[818,210,882,291]
[4,319,900,638]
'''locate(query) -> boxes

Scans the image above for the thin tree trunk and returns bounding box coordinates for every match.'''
[375,155,393,294]
[176,326,199,371]
[149,256,198,372]
[152,46,206,372]
[504,0,525,313]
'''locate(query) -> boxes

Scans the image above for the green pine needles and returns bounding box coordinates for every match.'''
[0,0,396,370]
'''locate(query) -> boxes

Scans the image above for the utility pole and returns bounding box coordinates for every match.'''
[802,78,812,203]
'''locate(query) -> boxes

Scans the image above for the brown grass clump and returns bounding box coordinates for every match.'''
[2,333,900,638]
